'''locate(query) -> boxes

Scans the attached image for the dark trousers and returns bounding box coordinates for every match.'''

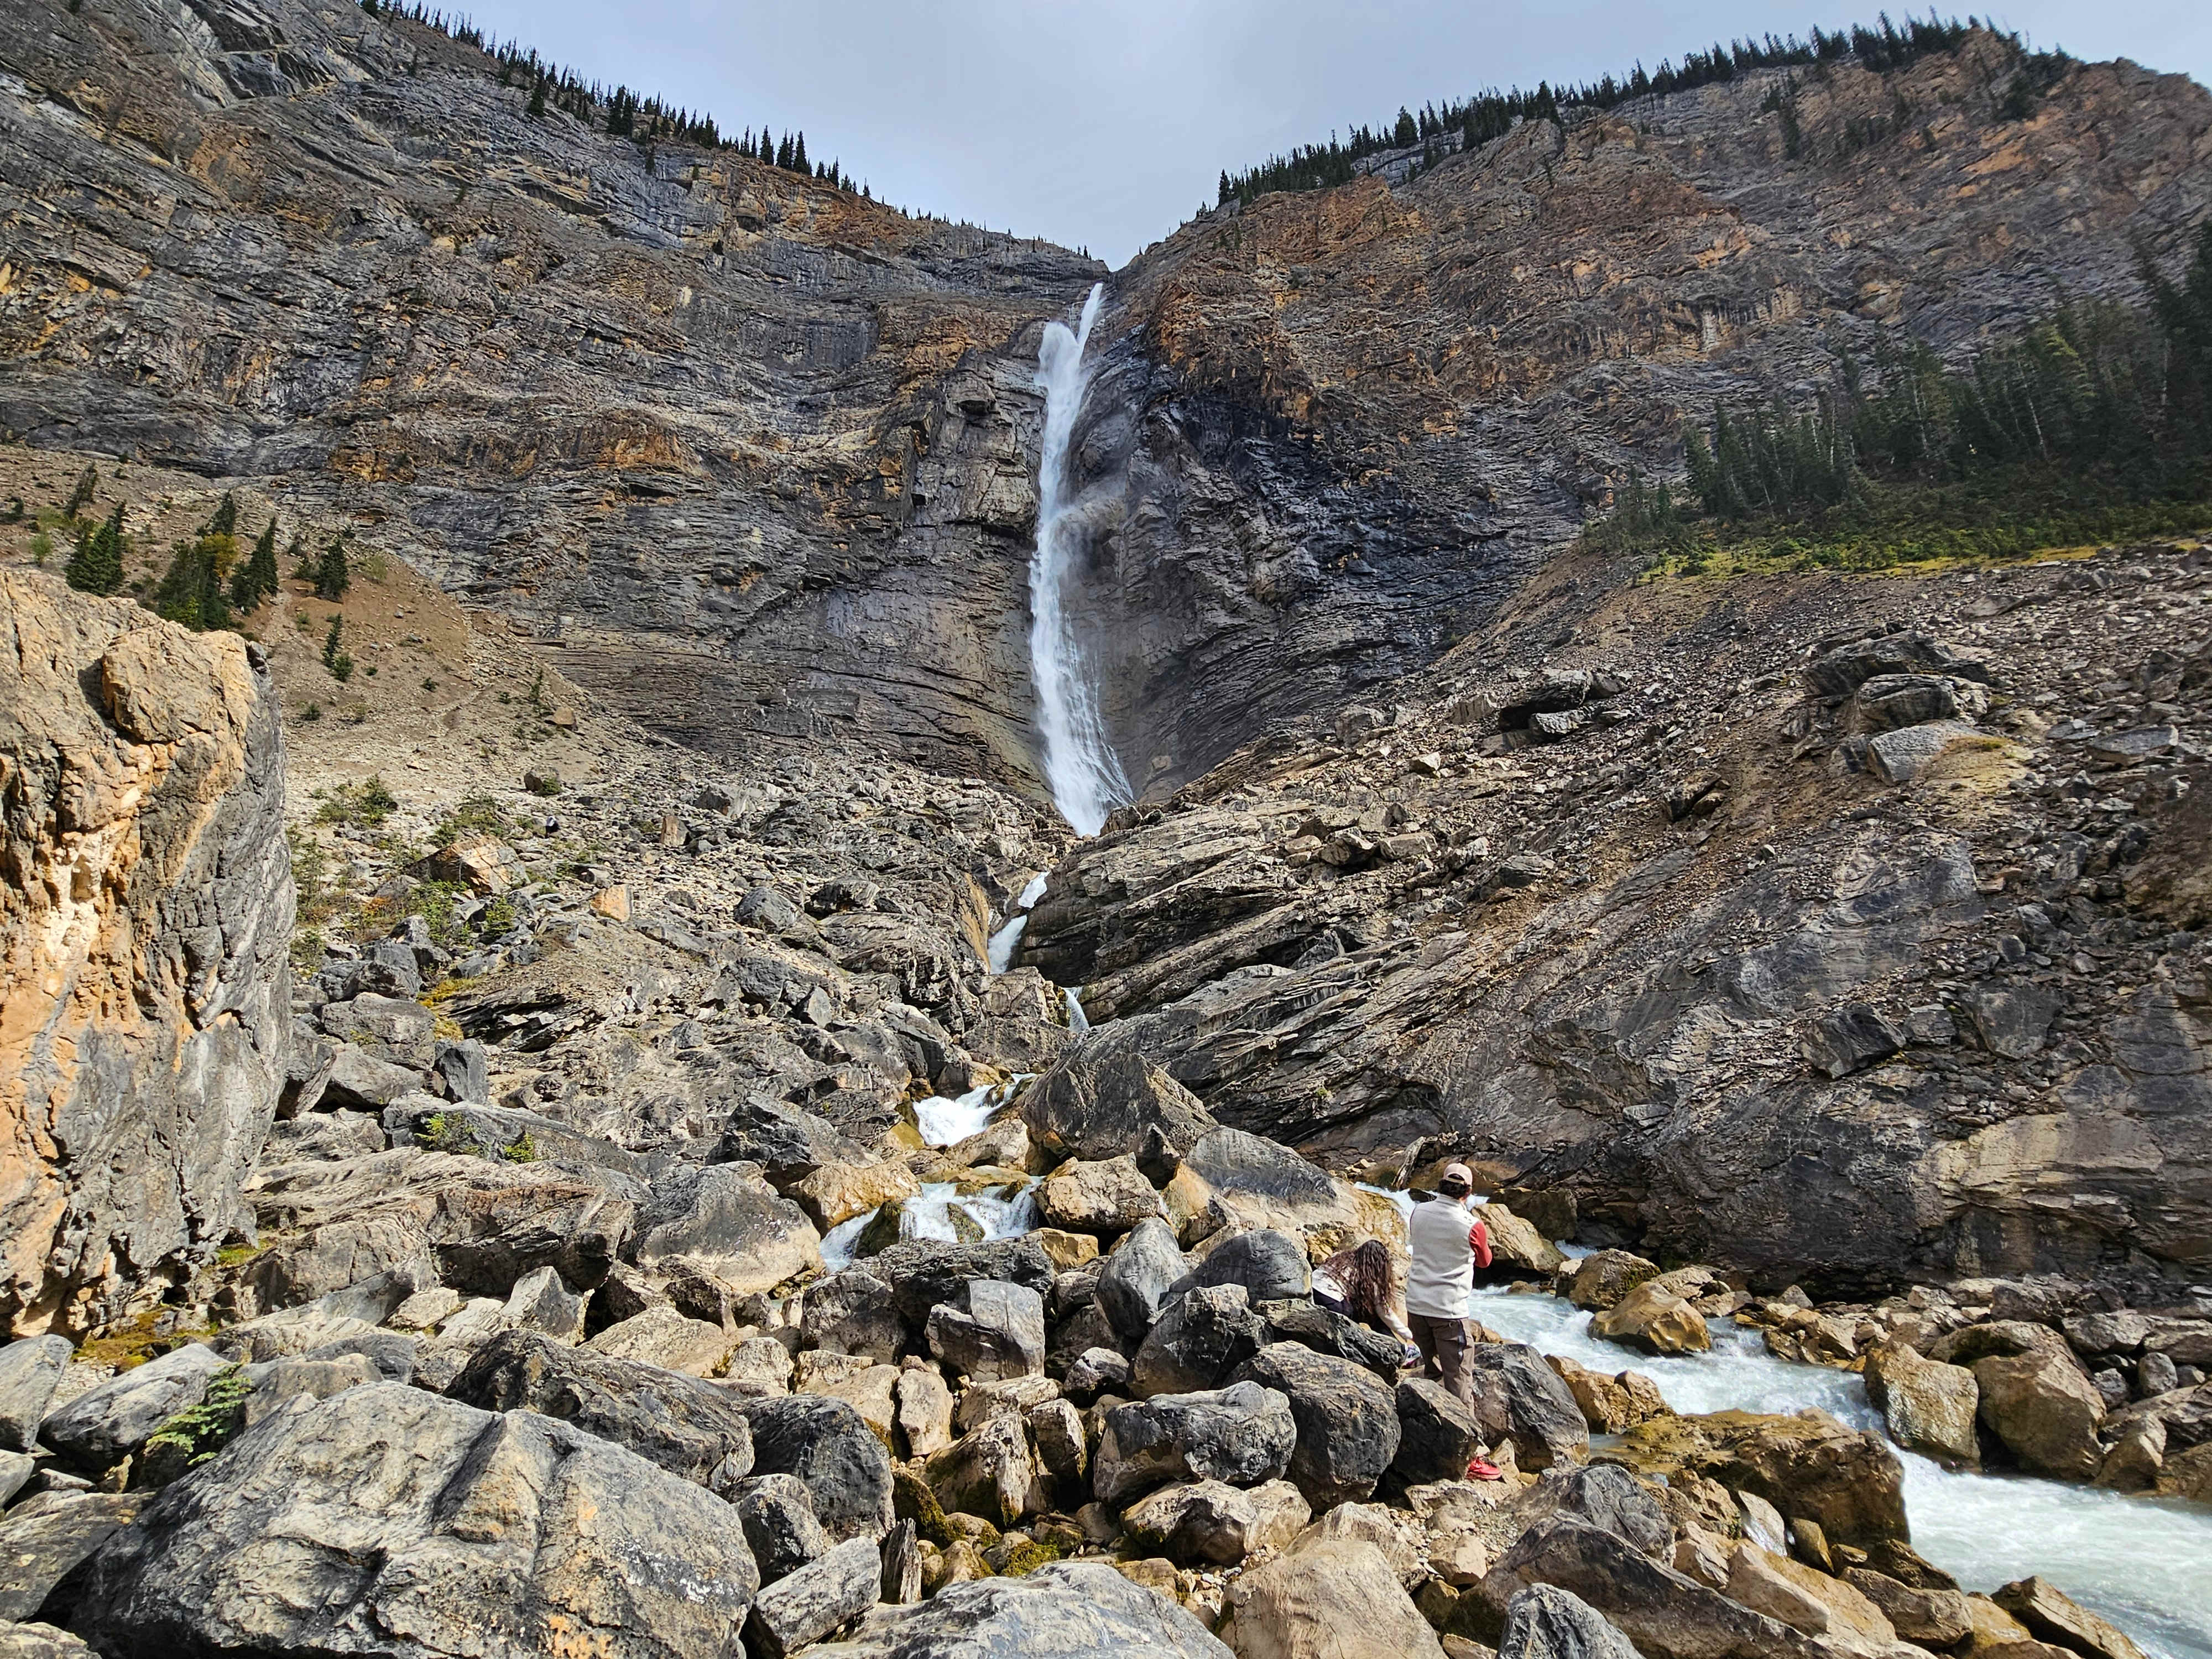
[1410,1312,1474,1407]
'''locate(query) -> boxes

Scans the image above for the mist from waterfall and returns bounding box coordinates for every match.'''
[1028,281,1131,836]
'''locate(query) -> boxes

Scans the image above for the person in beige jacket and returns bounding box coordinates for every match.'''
[1404,1163,1490,1406]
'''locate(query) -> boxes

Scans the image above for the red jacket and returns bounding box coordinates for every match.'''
[1469,1216,1491,1271]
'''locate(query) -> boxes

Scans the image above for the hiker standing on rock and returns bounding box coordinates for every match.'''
[1406,1162,1491,1407]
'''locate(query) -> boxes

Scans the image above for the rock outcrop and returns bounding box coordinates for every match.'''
[1,573,290,1334]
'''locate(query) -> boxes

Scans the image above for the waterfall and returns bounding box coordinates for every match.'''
[1028,282,1132,836]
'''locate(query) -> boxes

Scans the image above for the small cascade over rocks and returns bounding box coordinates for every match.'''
[987,873,1050,974]
[1027,282,1131,836]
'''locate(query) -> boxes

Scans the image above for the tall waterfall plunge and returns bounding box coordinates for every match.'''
[1027,282,1131,836]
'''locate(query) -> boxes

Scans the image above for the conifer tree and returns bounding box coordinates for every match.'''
[792,131,807,173]
[232,519,279,611]
[65,505,124,595]
[66,465,98,518]
[207,491,237,538]
[314,536,351,600]
[528,76,546,117]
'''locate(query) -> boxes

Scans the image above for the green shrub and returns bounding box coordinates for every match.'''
[138,1365,253,1487]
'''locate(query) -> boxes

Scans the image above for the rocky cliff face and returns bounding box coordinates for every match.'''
[0,0,1098,789]
[0,572,292,1335]
[1068,33,2212,795]
[8,13,2206,805]
[1017,537,2212,1295]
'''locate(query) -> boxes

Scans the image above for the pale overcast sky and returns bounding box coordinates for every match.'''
[455,1,2212,266]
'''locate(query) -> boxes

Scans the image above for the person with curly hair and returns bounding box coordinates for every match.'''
[1312,1237,1419,1370]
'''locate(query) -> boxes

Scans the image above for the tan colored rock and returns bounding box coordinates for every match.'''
[1864,1340,1980,1467]
[895,1367,954,1459]
[1961,1594,2039,1655]
[795,1351,900,1447]
[1725,1543,1896,1645]
[789,1160,921,1232]
[1993,1577,2148,1659]
[431,833,522,896]
[1606,1408,1908,1547]
[1565,1249,1661,1311]
[584,1304,735,1377]
[1296,1501,1427,1589]
[1,572,291,1334]
[1841,1568,1974,1646]
[1034,1228,1100,1271]
[1974,1349,2104,1479]
[1590,1280,1710,1355]
[1222,1537,1446,1659]
[723,1335,795,1397]
[1546,1354,1670,1433]
[1037,1155,1166,1235]
[1121,1477,1309,1565]
[2152,1439,2212,1501]
[1479,1202,1564,1276]
[2094,1415,2164,1491]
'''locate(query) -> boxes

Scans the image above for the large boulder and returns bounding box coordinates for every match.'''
[1182,1128,1341,1225]
[868,1237,1055,1326]
[1863,1342,1980,1467]
[1094,1218,1187,1343]
[813,1559,1230,1658]
[1233,1343,1402,1508]
[1499,1584,1645,1659]
[744,1535,882,1659]
[924,1412,1042,1528]
[0,1493,147,1623]
[1037,1155,1165,1236]
[1133,1284,1266,1397]
[630,1166,821,1296]
[1121,1477,1311,1565]
[1020,1050,1217,1165]
[0,1338,73,1452]
[1186,1229,1311,1303]
[1486,1515,1827,1659]
[1604,1409,1908,1547]
[1564,1251,1661,1312]
[40,1344,227,1474]
[1542,1463,1673,1561]
[1,573,292,1332]
[732,1473,830,1585]
[1391,1378,1488,1488]
[1467,1343,1590,1472]
[1481,1203,1566,1277]
[1222,1537,1445,1659]
[445,1329,753,1486]
[801,1269,905,1363]
[1974,1348,2106,1479]
[1993,1576,2148,1659]
[1589,1280,1710,1356]
[1094,1380,1297,1506]
[72,1383,758,1657]
[1259,1301,1406,1380]
[925,1280,1047,1381]
[739,1394,895,1542]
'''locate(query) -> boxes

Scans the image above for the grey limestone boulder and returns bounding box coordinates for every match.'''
[1184,1228,1311,1304]
[733,1472,830,1585]
[810,1559,1230,1658]
[1232,1342,1402,1508]
[72,1383,759,1658]
[0,1338,71,1452]
[926,1280,1046,1381]
[1093,1380,1296,1507]
[40,1344,226,1474]
[1500,1584,1646,1659]
[1095,1218,1187,1344]
[1133,1284,1265,1397]
[446,1329,754,1487]
[745,1535,883,1658]
[739,1394,895,1542]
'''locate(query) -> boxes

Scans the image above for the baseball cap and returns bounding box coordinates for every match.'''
[1441,1162,1474,1188]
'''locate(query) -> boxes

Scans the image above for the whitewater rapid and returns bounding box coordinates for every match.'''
[1472,1287,2212,1659]
[1027,282,1131,836]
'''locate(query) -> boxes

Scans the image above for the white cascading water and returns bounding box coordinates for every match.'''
[1028,282,1132,836]
[987,872,1050,975]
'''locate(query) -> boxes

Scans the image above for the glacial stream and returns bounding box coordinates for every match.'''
[1026,282,1132,835]
[1469,1288,2212,1659]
